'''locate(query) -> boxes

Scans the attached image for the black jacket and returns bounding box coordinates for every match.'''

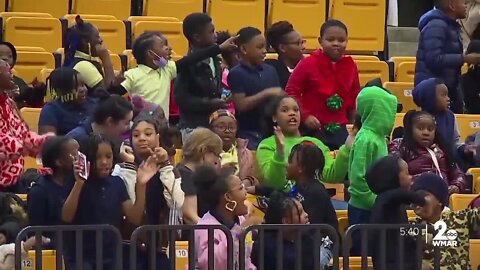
[174,51,223,129]
[265,59,291,89]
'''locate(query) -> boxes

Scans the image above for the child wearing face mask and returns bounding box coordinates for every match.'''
[389,110,467,194]
[192,166,256,270]
[411,173,480,269]
[367,155,426,270]
[286,19,360,151]
[121,31,238,120]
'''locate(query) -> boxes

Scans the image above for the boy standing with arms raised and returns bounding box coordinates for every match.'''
[415,0,480,113]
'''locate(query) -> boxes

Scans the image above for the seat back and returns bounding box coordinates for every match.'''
[15,51,56,83]
[455,114,480,142]
[350,55,379,61]
[143,0,203,21]
[40,68,54,102]
[396,61,415,83]
[0,12,52,20]
[330,0,385,53]
[207,0,265,33]
[22,250,63,270]
[20,107,41,133]
[79,19,126,54]
[174,241,189,270]
[355,60,389,86]
[133,20,188,56]
[268,0,326,50]
[383,82,418,112]
[15,46,46,52]
[63,14,117,27]
[390,56,415,69]
[449,193,478,211]
[4,17,62,52]
[71,0,131,19]
[8,0,68,18]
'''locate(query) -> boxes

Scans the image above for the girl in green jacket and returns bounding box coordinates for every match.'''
[256,95,354,191]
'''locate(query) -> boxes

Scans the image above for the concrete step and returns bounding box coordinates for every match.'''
[387,26,420,43]
[389,42,418,57]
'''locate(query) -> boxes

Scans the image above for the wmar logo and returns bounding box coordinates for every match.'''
[431,220,458,247]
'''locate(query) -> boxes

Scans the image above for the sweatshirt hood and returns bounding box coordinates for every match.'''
[366,155,401,194]
[412,78,439,113]
[419,9,459,31]
[356,86,397,136]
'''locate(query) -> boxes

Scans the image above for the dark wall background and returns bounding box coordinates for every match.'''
[398,0,434,27]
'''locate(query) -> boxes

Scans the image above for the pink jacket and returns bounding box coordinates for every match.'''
[194,212,256,270]
[0,94,51,188]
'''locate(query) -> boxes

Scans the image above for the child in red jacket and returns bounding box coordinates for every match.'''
[0,60,53,190]
[286,19,360,150]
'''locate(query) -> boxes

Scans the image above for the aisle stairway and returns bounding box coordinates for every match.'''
[388,26,419,57]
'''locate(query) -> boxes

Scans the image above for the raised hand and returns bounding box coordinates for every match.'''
[152,147,169,165]
[119,143,135,163]
[274,126,285,157]
[219,35,239,51]
[137,155,160,185]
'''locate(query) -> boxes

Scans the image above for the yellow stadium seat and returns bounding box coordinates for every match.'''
[14,51,55,83]
[16,194,27,201]
[390,56,415,68]
[3,17,62,52]
[207,0,265,33]
[336,210,347,219]
[265,53,278,60]
[350,55,379,61]
[338,217,349,237]
[268,0,326,50]
[455,114,480,142]
[173,149,183,166]
[142,0,203,21]
[0,0,4,13]
[246,194,265,220]
[0,12,52,20]
[132,20,188,56]
[71,0,131,20]
[355,60,389,86]
[406,210,417,220]
[339,257,373,270]
[449,193,478,211]
[24,156,41,170]
[467,168,480,194]
[110,54,122,72]
[396,62,415,83]
[394,113,405,130]
[325,183,345,201]
[330,0,386,53]
[20,107,41,133]
[63,14,117,27]
[383,82,418,113]
[122,49,137,69]
[22,250,63,270]
[128,16,179,27]
[78,19,126,54]
[470,240,480,270]
[8,0,68,18]
[39,68,54,102]
[15,46,46,52]
[174,241,189,270]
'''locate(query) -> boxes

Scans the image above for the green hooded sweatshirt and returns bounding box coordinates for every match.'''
[348,86,397,210]
[257,136,350,191]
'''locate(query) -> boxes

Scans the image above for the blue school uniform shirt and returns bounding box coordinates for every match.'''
[65,119,93,143]
[227,62,281,133]
[27,175,75,249]
[39,98,96,135]
[70,175,130,263]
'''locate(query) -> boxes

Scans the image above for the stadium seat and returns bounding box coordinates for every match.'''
[207,0,265,33]
[174,241,189,270]
[0,12,52,20]
[71,0,131,20]
[132,20,188,56]
[470,240,480,270]
[78,19,126,54]
[449,194,478,211]
[22,250,62,270]
[383,82,418,113]
[338,217,349,238]
[394,113,405,130]
[8,0,68,18]
[350,55,379,61]
[14,51,55,83]
[20,107,41,133]
[0,0,4,13]
[15,46,46,52]
[39,68,54,102]
[390,56,415,68]
[338,256,373,270]
[355,60,389,86]
[246,194,265,220]
[268,0,326,50]
[265,53,278,60]
[330,0,386,53]
[142,0,203,21]
[24,157,41,170]
[467,168,480,194]
[173,149,183,166]
[336,210,347,219]
[110,53,123,72]
[325,183,345,201]
[63,14,117,27]
[455,114,480,142]
[16,194,27,201]
[3,17,62,52]
[395,62,415,83]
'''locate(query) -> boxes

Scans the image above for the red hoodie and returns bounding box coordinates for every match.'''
[0,93,52,188]
[286,49,360,126]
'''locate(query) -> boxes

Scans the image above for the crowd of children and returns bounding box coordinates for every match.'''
[0,1,479,269]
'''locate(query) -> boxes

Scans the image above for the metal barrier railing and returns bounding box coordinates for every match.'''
[14,225,123,270]
[129,224,234,270]
[239,224,340,270]
[343,224,441,270]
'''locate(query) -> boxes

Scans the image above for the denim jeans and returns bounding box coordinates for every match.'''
[348,204,372,256]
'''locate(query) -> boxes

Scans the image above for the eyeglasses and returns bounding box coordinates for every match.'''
[285,39,307,46]
[212,125,237,132]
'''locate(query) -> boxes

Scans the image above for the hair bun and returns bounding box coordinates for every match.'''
[75,15,84,26]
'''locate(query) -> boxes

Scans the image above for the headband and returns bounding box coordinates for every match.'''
[209,109,236,125]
